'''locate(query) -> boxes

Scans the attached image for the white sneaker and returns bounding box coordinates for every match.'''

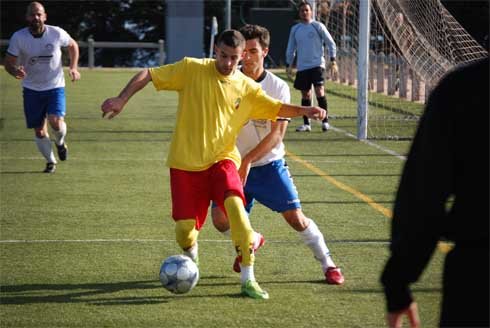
[296,124,311,132]
[322,122,330,132]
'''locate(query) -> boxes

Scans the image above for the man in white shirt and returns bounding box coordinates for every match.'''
[286,1,337,132]
[212,24,345,285]
[4,1,80,173]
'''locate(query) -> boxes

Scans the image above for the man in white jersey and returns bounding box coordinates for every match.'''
[212,24,344,285]
[286,1,337,132]
[4,1,80,173]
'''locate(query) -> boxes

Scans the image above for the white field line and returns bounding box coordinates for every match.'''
[0,156,400,164]
[0,238,389,245]
[328,126,406,160]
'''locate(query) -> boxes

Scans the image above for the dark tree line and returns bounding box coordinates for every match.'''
[1,0,166,66]
[1,1,486,67]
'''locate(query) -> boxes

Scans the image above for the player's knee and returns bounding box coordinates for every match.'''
[211,207,229,233]
[283,209,309,231]
[175,219,198,250]
[48,115,63,130]
[34,127,47,138]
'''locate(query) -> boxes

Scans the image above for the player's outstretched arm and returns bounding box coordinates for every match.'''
[100,69,152,119]
[278,103,327,121]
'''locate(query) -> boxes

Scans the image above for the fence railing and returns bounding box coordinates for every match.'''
[1,39,165,68]
[335,50,428,103]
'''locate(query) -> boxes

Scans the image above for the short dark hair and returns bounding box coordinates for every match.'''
[216,29,245,49]
[298,1,312,11]
[239,24,270,49]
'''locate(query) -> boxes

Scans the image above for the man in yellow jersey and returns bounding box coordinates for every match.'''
[100,29,326,300]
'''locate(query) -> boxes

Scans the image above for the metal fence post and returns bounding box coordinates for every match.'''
[158,39,165,65]
[88,38,94,69]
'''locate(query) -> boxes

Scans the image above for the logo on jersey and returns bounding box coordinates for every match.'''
[45,44,54,51]
[28,55,53,65]
[234,98,241,110]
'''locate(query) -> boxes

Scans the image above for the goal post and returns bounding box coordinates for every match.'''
[316,0,488,140]
[357,0,370,140]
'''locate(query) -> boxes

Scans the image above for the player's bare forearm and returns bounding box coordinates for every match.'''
[118,69,152,103]
[278,103,327,121]
[67,39,81,82]
[100,69,152,119]
[68,39,80,82]
[242,121,285,166]
[67,39,80,71]
[4,55,26,79]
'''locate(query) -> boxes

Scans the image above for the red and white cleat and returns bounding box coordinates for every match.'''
[325,267,345,285]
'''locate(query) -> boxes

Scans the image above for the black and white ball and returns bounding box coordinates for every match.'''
[159,255,199,294]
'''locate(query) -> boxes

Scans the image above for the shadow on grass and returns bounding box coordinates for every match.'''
[0,171,45,175]
[0,278,250,305]
[301,200,394,205]
[292,173,400,177]
[344,287,441,294]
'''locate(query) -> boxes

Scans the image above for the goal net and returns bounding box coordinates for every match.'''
[316,0,488,140]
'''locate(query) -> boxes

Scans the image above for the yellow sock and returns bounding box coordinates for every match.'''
[224,196,254,266]
[175,219,199,250]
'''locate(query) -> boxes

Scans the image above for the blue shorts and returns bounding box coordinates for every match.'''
[212,159,301,214]
[23,87,66,128]
[244,159,301,213]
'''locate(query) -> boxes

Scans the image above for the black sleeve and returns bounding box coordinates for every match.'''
[380,66,457,312]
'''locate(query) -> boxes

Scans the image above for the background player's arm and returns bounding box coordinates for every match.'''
[239,120,288,184]
[4,54,26,79]
[100,69,152,119]
[66,38,81,82]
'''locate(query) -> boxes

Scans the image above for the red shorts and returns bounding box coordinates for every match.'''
[170,159,245,230]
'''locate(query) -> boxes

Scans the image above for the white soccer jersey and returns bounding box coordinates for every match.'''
[7,25,71,91]
[236,71,291,167]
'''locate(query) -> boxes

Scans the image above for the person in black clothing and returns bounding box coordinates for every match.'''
[381,57,489,328]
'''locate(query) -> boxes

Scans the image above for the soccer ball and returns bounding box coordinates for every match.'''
[159,255,199,294]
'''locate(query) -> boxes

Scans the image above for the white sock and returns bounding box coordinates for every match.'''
[35,136,56,164]
[221,229,231,237]
[299,218,335,272]
[240,265,255,284]
[183,242,198,263]
[53,121,67,146]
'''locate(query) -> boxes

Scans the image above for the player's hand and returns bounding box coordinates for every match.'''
[14,66,26,79]
[101,97,125,119]
[328,61,338,80]
[286,66,294,81]
[386,302,420,328]
[306,106,327,121]
[69,68,81,82]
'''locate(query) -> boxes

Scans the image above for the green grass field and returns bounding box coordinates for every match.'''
[0,68,443,327]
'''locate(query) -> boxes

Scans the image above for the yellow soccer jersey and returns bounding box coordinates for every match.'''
[149,57,282,171]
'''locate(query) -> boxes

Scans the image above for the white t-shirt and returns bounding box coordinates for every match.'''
[7,25,71,91]
[236,71,291,167]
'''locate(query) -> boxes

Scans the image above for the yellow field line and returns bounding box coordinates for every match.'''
[286,150,453,253]
[287,150,393,218]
